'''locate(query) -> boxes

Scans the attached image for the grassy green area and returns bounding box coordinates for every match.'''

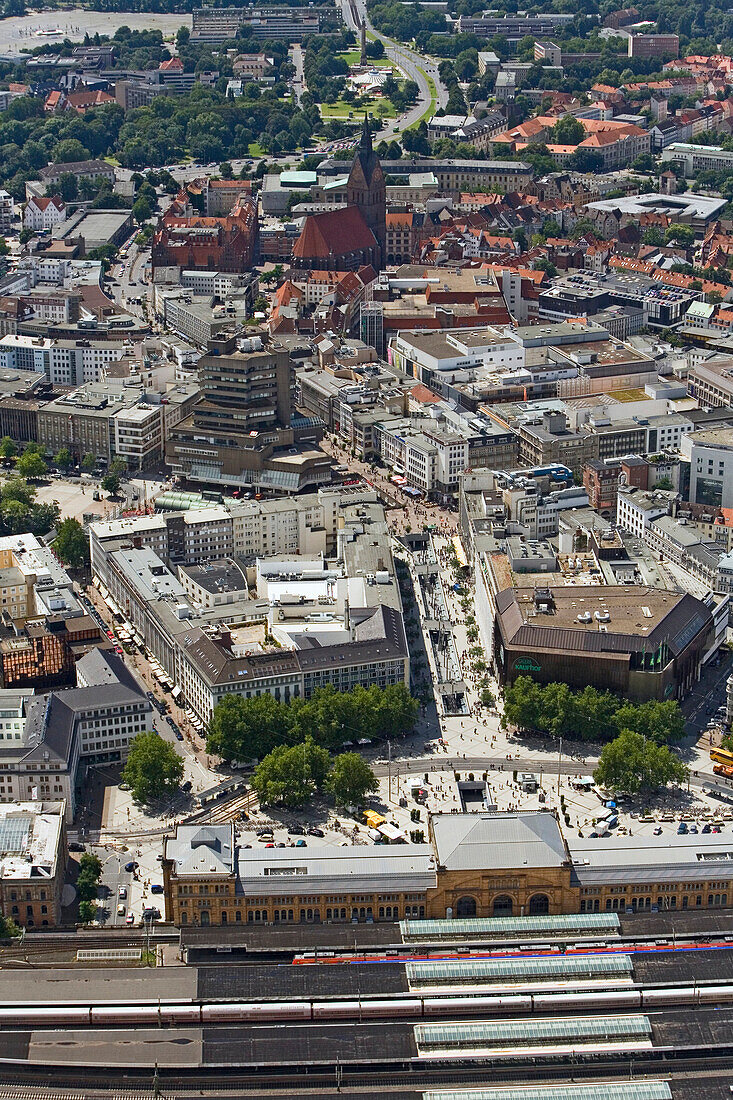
[406,73,437,130]
[320,97,396,120]
[338,49,393,67]
[248,142,265,156]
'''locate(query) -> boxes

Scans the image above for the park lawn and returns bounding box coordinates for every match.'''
[320,96,397,119]
[338,49,393,67]
[248,142,265,156]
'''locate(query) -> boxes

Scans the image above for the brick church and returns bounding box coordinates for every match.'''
[292,117,386,272]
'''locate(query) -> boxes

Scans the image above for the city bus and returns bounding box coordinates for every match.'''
[710,748,733,768]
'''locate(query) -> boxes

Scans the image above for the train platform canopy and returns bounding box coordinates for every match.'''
[400,912,620,940]
[430,810,568,871]
[415,1014,652,1052]
[406,953,632,987]
[423,1086,672,1100]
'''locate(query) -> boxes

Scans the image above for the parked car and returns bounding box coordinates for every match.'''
[677,822,688,834]
[288,825,305,835]
[150,884,164,894]
[307,827,324,837]
[295,839,307,847]
[175,730,184,741]
[69,841,85,852]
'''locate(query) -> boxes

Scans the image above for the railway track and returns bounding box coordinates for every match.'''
[1,1047,733,1094]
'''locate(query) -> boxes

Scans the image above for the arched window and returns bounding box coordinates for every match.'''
[529,894,549,916]
[492,895,512,917]
[456,896,477,917]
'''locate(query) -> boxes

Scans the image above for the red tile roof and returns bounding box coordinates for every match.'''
[292,206,376,261]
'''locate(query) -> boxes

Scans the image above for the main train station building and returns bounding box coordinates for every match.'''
[162,810,733,927]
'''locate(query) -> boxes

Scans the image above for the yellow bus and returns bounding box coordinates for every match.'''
[710,748,733,768]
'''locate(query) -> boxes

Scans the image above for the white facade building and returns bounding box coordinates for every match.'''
[616,486,676,539]
[24,196,66,232]
[0,334,126,385]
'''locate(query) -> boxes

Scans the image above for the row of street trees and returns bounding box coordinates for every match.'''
[77,852,102,923]
[502,676,685,744]
[252,741,378,809]
[206,683,417,763]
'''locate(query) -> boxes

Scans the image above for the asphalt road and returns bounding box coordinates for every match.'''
[340,0,448,138]
[291,43,306,106]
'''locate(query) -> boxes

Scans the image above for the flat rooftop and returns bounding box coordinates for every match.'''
[585,191,726,219]
[511,584,679,634]
[0,800,63,880]
[179,559,247,596]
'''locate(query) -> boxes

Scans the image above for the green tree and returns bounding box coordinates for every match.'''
[81,453,96,472]
[207,692,289,762]
[76,852,102,903]
[132,196,152,224]
[78,899,98,923]
[0,436,16,461]
[1,476,35,506]
[665,222,695,247]
[102,472,121,495]
[54,447,72,471]
[614,699,685,744]
[326,752,378,807]
[252,737,331,808]
[54,517,89,570]
[643,225,665,245]
[122,731,184,804]
[551,115,585,145]
[594,729,687,795]
[0,913,20,938]
[15,450,47,480]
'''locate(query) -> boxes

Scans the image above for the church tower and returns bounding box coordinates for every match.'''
[347,116,386,269]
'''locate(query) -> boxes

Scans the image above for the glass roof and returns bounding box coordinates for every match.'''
[407,954,632,985]
[415,1014,651,1048]
[424,1084,671,1100]
[401,913,620,939]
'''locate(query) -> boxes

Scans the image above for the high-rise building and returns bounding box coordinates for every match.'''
[166,334,332,492]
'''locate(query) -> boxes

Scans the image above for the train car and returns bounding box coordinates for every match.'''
[201,1002,311,1023]
[0,1005,92,1027]
[422,995,533,1017]
[532,990,643,1013]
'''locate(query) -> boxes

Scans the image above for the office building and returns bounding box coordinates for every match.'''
[0,801,66,928]
[166,334,331,492]
[628,33,679,58]
[191,6,334,41]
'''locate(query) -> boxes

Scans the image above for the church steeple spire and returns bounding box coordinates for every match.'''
[360,113,373,156]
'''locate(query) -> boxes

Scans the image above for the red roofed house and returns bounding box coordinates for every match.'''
[292,117,386,271]
[24,195,66,232]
